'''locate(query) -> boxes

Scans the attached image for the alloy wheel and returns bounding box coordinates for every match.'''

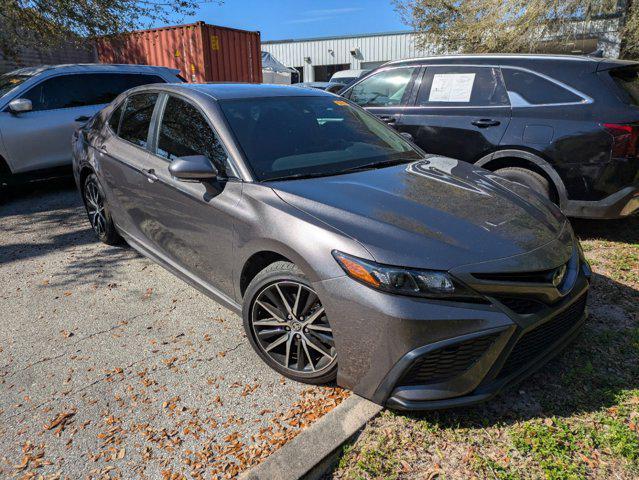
[84,179,107,237]
[251,281,336,374]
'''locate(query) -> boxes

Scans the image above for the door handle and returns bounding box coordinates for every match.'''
[377,115,397,124]
[143,168,158,183]
[97,144,108,154]
[472,118,501,128]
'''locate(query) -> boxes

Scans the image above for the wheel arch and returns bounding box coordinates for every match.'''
[239,250,294,298]
[475,149,568,207]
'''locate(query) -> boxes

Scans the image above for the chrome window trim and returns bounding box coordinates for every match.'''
[363,64,591,109]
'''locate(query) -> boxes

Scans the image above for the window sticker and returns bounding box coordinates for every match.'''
[333,100,348,106]
[429,73,476,102]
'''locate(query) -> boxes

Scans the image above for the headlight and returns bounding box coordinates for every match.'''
[332,250,480,300]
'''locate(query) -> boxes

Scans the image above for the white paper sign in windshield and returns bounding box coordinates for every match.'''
[428,73,476,102]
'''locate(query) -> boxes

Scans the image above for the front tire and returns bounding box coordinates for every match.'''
[82,173,122,245]
[242,261,338,384]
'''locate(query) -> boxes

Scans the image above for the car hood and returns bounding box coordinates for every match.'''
[270,157,567,270]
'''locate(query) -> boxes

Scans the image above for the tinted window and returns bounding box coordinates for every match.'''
[219,96,421,181]
[108,103,124,133]
[157,96,228,169]
[0,74,29,99]
[416,66,509,106]
[502,68,582,105]
[348,67,417,107]
[22,73,164,111]
[118,93,158,148]
[608,66,639,105]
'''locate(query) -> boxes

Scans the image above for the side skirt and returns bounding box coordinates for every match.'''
[118,228,242,315]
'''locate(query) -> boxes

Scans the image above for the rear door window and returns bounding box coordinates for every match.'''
[22,73,165,111]
[608,66,639,105]
[416,66,509,106]
[118,93,158,148]
[501,68,583,105]
[347,67,418,107]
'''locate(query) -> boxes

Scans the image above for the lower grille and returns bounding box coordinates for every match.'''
[398,333,500,386]
[498,294,587,378]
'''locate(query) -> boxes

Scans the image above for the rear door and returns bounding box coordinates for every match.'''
[97,91,160,238]
[0,72,166,173]
[401,65,511,162]
[342,66,420,132]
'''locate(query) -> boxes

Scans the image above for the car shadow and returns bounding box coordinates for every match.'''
[402,272,638,427]
[571,215,639,244]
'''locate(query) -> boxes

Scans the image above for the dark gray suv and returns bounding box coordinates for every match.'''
[73,83,590,410]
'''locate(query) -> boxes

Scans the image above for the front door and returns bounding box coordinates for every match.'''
[401,65,512,162]
[132,94,241,299]
[0,74,102,173]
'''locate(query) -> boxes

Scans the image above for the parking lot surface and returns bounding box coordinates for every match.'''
[0,180,347,479]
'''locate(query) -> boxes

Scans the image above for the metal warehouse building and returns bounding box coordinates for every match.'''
[261,18,624,83]
[261,31,430,83]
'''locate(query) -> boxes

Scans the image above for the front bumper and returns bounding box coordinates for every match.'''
[314,230,590,410]
[564,185,639,219]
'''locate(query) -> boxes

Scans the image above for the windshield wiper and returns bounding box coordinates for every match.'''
[339,157,415,174]
[264,171,342,182]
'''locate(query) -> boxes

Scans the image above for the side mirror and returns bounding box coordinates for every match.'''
[8,98,32,114]
[169,155,218,181]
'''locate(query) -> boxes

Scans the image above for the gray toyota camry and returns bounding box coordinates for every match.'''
[72,83,591,410]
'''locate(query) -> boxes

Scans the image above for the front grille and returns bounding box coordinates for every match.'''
[472,268,557,283]
[493,296,545,315]
[398,333,500,386]
[498,294,587,378]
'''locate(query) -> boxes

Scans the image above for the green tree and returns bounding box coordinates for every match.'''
[0,0,221,60]
[394,0,638,58]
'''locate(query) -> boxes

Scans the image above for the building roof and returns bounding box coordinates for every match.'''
[262,30,414,44]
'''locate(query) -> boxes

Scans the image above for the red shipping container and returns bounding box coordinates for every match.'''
[97,21,262,83]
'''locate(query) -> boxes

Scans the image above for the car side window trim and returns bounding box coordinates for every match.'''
[343,65,420,108]
[150,92,240,179]
[373,64,592,109]
[500,66,593,107]
[110,90,161,155]
[106,98,127,136]
[17,72,166,112]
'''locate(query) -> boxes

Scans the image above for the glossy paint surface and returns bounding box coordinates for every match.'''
[73,83,587,408]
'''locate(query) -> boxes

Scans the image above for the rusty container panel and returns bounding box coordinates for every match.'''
[97,21,262,83]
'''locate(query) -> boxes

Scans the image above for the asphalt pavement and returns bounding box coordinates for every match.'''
[0,179,347,479]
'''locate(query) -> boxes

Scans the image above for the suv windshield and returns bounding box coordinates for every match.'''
[0,74,30,99]
[219,96,421,181]
[609,66,639,105]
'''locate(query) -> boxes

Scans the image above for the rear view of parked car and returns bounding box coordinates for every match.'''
[0,64,182,187]
[341,54,639,219]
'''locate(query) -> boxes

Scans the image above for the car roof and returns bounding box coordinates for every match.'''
[386,53,638,70]
[159,83,333,100]
[5,63,180,77]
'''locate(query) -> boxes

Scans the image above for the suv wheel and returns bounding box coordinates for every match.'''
[82,173,122,245]
[243,261,338,384]
[495,167,552,201]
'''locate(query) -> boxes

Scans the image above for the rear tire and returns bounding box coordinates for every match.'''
[82,173,122,245]
[495,166,552,201]
[242,261,338,384]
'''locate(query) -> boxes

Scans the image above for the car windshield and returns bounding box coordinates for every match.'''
[218,96,422,181]
[0,74,30,98]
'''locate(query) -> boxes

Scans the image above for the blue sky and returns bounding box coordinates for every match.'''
[167,0,407,41]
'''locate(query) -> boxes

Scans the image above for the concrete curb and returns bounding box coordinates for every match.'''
[239,395,382,480]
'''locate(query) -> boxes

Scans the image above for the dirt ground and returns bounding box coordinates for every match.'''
[0,179,348,480]
[330,216,639,480]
